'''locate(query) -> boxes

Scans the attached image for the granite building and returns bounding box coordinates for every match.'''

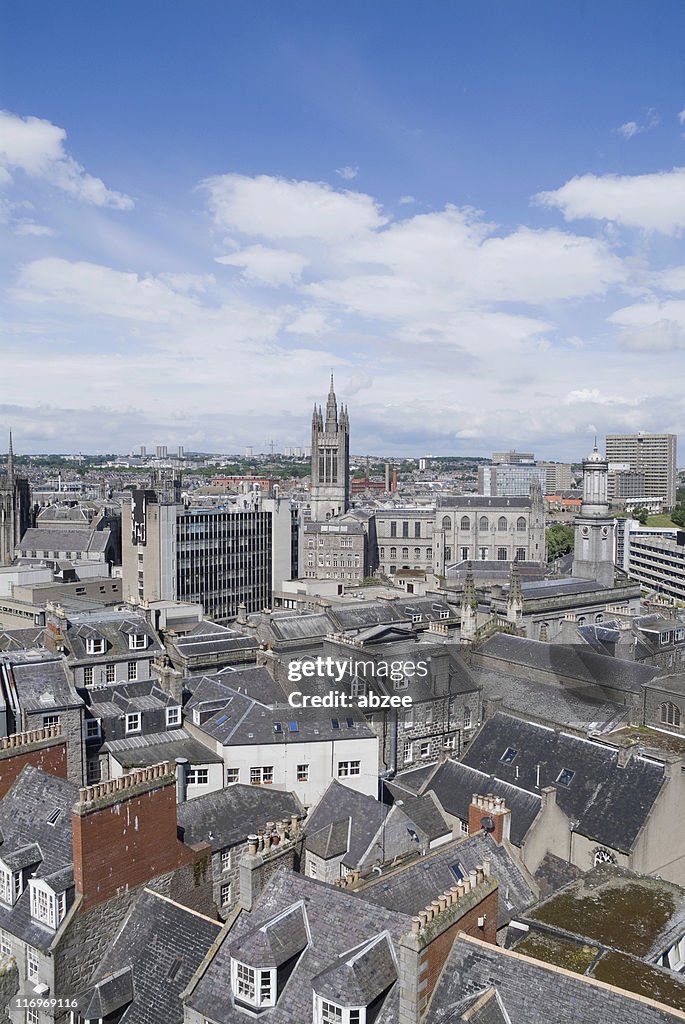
[308,375,350,522]
[0,434,31,566]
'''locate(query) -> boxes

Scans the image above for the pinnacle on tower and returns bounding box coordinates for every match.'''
[459,561,478,643]
[508,559,523,608]
[6,431,14,484]
[325,373,338,430]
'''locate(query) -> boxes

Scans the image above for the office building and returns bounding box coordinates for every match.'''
[605,433,677,509]
[478,463,548,497]
[492,450,535,464]
[121,474,293,621]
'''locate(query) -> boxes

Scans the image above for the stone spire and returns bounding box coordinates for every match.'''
[6,431,14,485]
[325,373,338,430]
[506,560,524,626]
[460,562,478,643]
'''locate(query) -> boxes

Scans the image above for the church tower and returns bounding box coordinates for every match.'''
[309,375,350,522]
[572,442,615,589]
[0,433,31,565]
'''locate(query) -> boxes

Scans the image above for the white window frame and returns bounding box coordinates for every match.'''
[221,849,232,872]
[337,760,361,778]
[42,714,59,729]
[297,764,309,782]
[186,768,209,786]
[128,633,148,650]
[85,637,106,655]
[231,959,276,1009]
[226,767,240,785]
[0,862,22,906]
[29,880,65,930]
[250,766,274,785]
[166,706,181,728]
[220,882,231,906]
[127,660,138,681]
[0,928,11,957]
[125,712,141,735]
[26,946,40,979]
[314,994,365,1024]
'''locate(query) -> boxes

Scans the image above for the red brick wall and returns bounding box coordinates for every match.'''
[0,740,67,800]
[72,782,196,909]
[468,803,509,844]
[418,888,498,1014]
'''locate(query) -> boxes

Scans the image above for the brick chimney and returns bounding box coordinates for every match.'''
[398,863,498,1024]
[468,793,511,845]
[0,726,66,800]
[72,762,196,910]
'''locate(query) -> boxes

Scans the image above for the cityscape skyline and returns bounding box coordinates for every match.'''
[1,2,685,460]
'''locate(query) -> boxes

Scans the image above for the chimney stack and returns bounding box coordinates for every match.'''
[467,793,511,845]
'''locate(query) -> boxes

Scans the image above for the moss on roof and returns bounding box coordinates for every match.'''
[528,866,680,956]
[591,951,685,1012]
[515,932,598,974]
[606,726,685,758]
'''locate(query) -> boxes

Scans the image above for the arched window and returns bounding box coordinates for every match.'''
[414,547,421,558]
[498,516,507,531]
[593,847,617,867]
[595,613,603,623]
[516,516,527,531]
[661,702,681,728]
[460,516,470,531]
[442,515,451,530]
[402,547,409,559]
[479,516,489,531]
[390,547,397,558]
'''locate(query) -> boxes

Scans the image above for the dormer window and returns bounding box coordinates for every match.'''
[29,880,66,929]
[128,633,147,650]
[315,998,363,1023]
[85,637,106,655]
[231,960,276,1009]
[0,864,22,906]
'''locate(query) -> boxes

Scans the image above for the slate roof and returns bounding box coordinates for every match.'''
[426,935,685,1024]
[312,933,397,1006]
[186,868,409,1024]
[362,832,535,929]
[457,987,510,1024]
[177,785,302,851]
[73,888,221,1024]
[169,627,258,661]
[461,713,666,853]
[108,732,223,768]
[0,766,79,950]
[304,781,386,867]
[17,527,108,556]
[6,652,84,712]
[425,758,542,847]
[390,762,440,796]
[470,664,628,733]
[477,634,658,695]
[228,901,310,968]
[186,674,375,747]
[438,496,531,508]
[87,679,177,717]
[62,609,163,662]
[0,627,45,651]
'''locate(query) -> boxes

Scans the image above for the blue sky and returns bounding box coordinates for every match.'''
[1,1,685,459]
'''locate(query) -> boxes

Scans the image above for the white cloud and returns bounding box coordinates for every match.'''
[216,245,309,286]
[679,109,685,126]
[535,168,685,234]
[13,221,55,237]
[336,166,358,180]
[617,109,658,139]
[14,258,202,322]
[653,265,685,292]
[0,109,133,209]
[200,173,387,242]
[609,298,685,350]
[399,195,415,205]
[285,309,332,336]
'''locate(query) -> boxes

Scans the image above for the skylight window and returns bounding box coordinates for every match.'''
[331,718,340,730]
[215,714,229,726]
[346,717,355,729]
[556,768,576,787]
[500,747,518,764]
[273,722,282,733]
[288,721,299,733]
[46,808,61,826]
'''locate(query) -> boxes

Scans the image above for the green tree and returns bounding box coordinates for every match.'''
[546,524,574,561]
[631,505,650,526]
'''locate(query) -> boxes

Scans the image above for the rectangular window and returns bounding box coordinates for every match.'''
[186,768,209,786]
[404,708,414,729]
[86,759,101,784]
[166,706,181,728]
[236,962,256,1000]
[415,522,421,537]
[390,521,397,537]
[105,663,115,683]
[250,766,274,785]
[402,521,409,537]
[0,929,11,957]
[220,883,231,906]
[42,714,59,729]
[459,818,469,835]
[321,1001,344,1023]
[128,633,147,650]
[419,742,430,758]
[297,764,309,782]
[337,760,361,777]
[84,665,94,686]
[125,712,141,734]
[221,849,232,872]
[464,707,472,729]
[27,1009,39,1024]
[85,637,106,655]
[226,768,240,785]
[127,660,138,681]
[26,948,39,979]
